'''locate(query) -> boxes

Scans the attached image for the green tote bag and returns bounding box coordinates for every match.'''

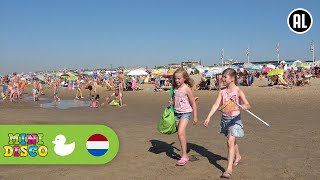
[157,88,177,134]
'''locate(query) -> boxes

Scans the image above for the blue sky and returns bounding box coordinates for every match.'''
[0,0,319,74]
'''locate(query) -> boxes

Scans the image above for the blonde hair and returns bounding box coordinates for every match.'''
[172,67,194,88]
[222,68,238,85]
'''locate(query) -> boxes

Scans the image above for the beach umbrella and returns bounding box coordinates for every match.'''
[152,69,164,75]
[263,67,273,73]
[67,75,78,81]
[266,64,276,69]
[167,69,175,74]
[124,70,131,74]
[267,69,284,76]
[60,74,69,79]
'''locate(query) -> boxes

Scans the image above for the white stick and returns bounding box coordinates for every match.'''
[231,100,270,127]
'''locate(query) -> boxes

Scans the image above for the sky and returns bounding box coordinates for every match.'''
[0,0,319,74]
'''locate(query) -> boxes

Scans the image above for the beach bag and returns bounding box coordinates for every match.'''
[157,88,177,134]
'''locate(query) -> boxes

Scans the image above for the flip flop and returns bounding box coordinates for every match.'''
[220,172,232,179]
[176,157,189,166]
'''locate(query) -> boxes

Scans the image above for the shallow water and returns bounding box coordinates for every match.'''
[40,99,90,109]
[0,95,50,103]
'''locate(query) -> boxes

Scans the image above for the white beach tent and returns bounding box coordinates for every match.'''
[127,69,148,76]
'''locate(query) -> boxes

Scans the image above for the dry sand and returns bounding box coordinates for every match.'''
[0,77,320,180]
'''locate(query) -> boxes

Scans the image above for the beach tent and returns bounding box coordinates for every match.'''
[244,65,262,71]
[37,75,46,82]
[295,62,309,68]
[204,68,223,78]
[127,69,148,76]
[232,65,243,70]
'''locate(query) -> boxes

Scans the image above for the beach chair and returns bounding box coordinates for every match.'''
[277,74,288,86]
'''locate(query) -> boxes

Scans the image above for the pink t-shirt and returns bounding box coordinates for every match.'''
[220,89,240,117]
[131,79,137,89]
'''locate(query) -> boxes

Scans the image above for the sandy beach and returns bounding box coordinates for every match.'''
[0,77,320,180]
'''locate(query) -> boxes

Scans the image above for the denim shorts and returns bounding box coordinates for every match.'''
[174,112,191,122]
[219,114,244,137]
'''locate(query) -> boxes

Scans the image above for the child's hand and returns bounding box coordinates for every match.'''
[192,117,198,125]
[204,118,210,127]
[168,99,174,106]
[241,104,249,111]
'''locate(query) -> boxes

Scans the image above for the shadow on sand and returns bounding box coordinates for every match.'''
[148,139,181,160]
[148,139,227,172]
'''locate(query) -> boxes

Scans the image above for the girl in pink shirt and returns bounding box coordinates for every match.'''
[169,68,198,166]
[204,68,250,179]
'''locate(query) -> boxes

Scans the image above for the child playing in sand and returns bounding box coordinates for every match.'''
[203,68,250,179]
[169,67,198,166]
[101,85,124,107]
[90,94,100,108]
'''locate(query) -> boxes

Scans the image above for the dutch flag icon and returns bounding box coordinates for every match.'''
[86,134,109,157]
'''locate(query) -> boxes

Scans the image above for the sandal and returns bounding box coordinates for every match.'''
[176,157,189,166]
[220,172,232,179]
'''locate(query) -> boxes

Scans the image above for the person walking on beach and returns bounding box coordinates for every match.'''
[75,80,84,99]
[53,81,60,102]
[169,67,198,166]
[203,68,250,179]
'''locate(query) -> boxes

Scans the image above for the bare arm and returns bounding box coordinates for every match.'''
[238,89,250,110]
[204,91,222,127]
[106,93,115,102]
[186,87,197,125]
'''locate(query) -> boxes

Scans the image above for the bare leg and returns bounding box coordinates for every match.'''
[75,90,79,98]
[80,89,84,98]
[177,119,189,159]
[234,140,241,165]
[224,128,235,176]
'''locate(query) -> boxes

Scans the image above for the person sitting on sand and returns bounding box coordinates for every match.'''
[101,85,124,107]
[90,94,100,108]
